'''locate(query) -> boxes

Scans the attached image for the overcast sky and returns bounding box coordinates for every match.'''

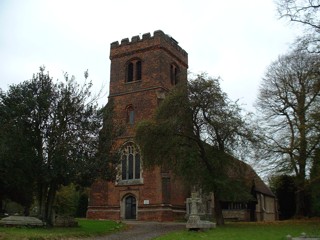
[0,0,300,110]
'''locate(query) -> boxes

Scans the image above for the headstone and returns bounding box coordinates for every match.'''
[186,191,216,230]
[0,216,44,227]
[54,215,78,227]
[288,232,320,240]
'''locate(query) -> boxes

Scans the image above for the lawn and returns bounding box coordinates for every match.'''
[155,220,320,240]
[0,219,319,240]
[0,218,124,240]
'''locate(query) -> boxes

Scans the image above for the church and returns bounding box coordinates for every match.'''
[86,30,278,222]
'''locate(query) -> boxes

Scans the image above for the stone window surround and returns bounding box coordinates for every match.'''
[125,104,135,125]
[126,58,142,83]
[116,141,143,186]
[170,63,179,85]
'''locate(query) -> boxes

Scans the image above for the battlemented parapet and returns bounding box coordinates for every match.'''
[110,30,188,66]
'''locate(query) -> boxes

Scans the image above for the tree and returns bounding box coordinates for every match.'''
[54,184,79,217]
[269,174,297,219]
[256,50,320,217]
[95,99,123,182]
[277,0,320,30]
[309,148,320,216]
[136,73,256,225]
[53,184,89,217]
[0,81,41,215]
[277,0,320,52]
[0,66,103,224]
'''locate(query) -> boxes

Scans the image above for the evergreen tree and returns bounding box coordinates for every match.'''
[0,67,104,224]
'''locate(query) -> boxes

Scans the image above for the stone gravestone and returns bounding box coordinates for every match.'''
[286,233,320,240]
[186,191,216,230]
[54,215,78,227]
[0,215,44,227]
[51,210,78,227]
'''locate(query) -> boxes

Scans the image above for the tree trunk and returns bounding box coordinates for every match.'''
[45,184,57,226]
[295,176,306,217]
[295,92,307,217]
[214,194,225,226]
[38,184,48,221]
[0,196,3,214]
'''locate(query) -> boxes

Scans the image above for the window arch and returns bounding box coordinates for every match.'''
[126,105,135,125]
[120,142,141,181]
[126,59,142,82]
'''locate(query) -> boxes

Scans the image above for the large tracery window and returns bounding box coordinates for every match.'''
[120,142,141,183]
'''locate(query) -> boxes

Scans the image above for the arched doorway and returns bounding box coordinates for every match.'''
[125,196,136,219]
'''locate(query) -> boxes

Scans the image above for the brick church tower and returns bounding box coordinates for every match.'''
[87,30,189,221]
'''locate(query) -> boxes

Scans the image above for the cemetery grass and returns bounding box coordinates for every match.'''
[155,219,320,240]
[0,218,124,240]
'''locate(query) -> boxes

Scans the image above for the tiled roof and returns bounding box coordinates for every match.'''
[227,157,275,198]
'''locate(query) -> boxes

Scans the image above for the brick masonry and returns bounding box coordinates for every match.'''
[87,30,189,221]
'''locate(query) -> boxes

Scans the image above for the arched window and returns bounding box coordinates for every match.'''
[170,64,179,85]
[126,59,142,82]
[136,60,142,80]
[121,142,141,181]
[126,105,135,125]
[127,62,134,82]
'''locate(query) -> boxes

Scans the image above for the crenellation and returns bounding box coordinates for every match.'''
[142,32,151,39]
[131,35,140,42]
[121,38,129,45]
[154,29,165,37]
[111,30,187,57]
[111,41,119,48]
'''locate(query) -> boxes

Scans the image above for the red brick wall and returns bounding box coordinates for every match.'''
[87,30,189,221]
[109,30,188,97]
[88,179,108,207]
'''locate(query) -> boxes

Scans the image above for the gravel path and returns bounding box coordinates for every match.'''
[83,221,185,240]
